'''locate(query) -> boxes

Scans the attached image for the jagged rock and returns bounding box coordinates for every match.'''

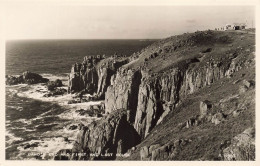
[186,117,199,128]
[23,142,39,149]
[6,71,49,85]
[232,110,242,117]
[71,109,141,160]
[46,79,63,91]
[239,85,248,93]
[68,56,128,98]
[43,88,67,97]
[221,127,255,160]
[75,107,104,117]
[200,100,212,117]
[54,149,72,160]
[242,79,254,88]
[140,146,149,160]
[140,139,191,161]
[211,113,225,125]
[68,125,78,130]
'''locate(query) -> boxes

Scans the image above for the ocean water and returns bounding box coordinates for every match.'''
[5,39,156,160]
[6,39,155,75]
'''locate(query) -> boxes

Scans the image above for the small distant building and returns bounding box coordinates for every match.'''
[233,23,246,30]
[224,24,233,31]
[224,23,246,31]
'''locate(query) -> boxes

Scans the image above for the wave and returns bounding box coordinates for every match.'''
[6,130,24,146]
[16,136,74,160]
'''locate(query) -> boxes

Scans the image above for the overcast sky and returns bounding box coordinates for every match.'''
[3,5,255,39]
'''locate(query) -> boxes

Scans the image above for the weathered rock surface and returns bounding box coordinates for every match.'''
[68,56,101,94]
[71,109,141,160]
[68,55,128,99]
[43,88,67,97]
[104,31,255,140]
[6,71,49,85]
[46,79,63,91]
[140,139,191,160]
[105,68,142,123]
[221,127,255,161]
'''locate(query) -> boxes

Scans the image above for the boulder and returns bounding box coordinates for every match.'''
[222,127,255,160]
[54,149,72,160]
[47,79,63,91]
[6,71,49,85]
[140,139,191,161]
[211,113,225,125]
[43,88,67,97]
[200,100,212,117]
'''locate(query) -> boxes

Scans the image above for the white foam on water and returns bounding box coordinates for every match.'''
[6,130,24,146]
[15,83,76,107]
[6,73,105,160]
[17,136,74,160]
[6,83,28,88]
[14,118,32,125]
[58,101,103,122]
[42,127,79,141]
[15,124,78,160]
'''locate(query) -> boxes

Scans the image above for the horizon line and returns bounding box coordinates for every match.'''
[6,38,161,41]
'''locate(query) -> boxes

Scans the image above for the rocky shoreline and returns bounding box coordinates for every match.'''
[6,30,255,160]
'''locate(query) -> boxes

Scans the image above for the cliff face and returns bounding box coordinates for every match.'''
[71,109,140,160]
[68,56,101,94]
[106,51,251,139]
[105,68,142,123]
[70,30,255,160]
[68,55,128,98]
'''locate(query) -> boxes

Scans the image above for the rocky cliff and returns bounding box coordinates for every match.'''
[105,30,255,140]
[70,30,255,160]
[71,109,140,160]
[105,68,142,123]
[68,55,128,98]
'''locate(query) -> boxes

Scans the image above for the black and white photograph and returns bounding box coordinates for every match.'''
[0,0,257,164]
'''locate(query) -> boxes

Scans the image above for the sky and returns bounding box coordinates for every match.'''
[2,4,255,39]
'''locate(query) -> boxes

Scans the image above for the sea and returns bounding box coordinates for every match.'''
[5,39,156,160]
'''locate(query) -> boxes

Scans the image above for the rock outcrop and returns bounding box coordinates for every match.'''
[140,139,191,160]
[68,56,101,94]
[71,109,141,160]
[6,71,49,85]
[68,55,128,98]
[46,79,63,91]
[221,127,255,161]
